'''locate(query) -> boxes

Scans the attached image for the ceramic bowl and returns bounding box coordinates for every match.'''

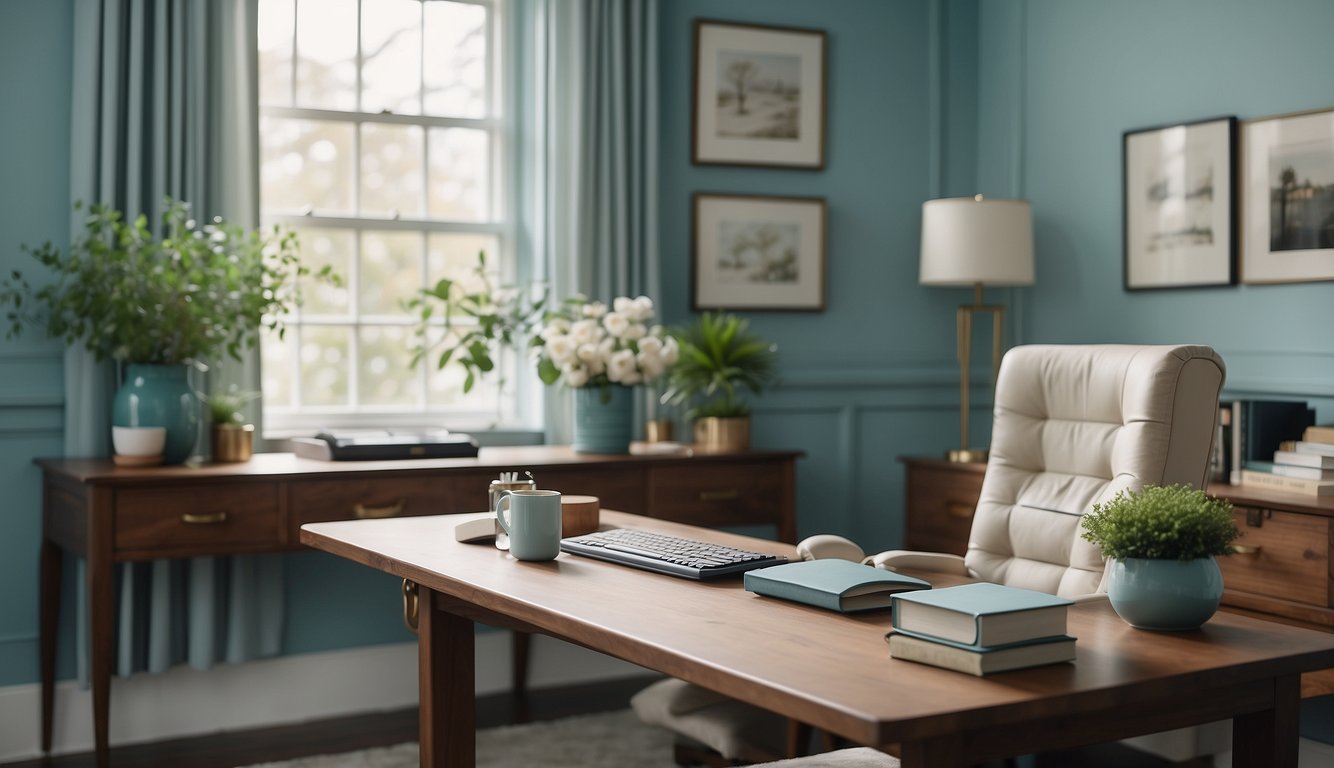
[112,425,167,457]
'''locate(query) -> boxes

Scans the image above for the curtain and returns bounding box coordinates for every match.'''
[68,0,281,685]
[531,0,660,443]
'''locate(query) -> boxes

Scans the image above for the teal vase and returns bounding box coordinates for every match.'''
[572,385,633,454]
[1107,557,1224,631]
[112,363,199,464]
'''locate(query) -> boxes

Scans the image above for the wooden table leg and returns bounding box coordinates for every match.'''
[1231,674,1301,768]
[511,631,531,722]
[39,538,61,754]
[418,586,475,768]
[87,488,115,768]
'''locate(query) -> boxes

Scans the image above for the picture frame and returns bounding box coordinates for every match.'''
[1240,106,1334,284]
[692,19,826,169]
[1122,116,1237,290]
[692,192,826,312]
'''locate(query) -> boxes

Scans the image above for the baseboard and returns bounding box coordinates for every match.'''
[0,632,648,762]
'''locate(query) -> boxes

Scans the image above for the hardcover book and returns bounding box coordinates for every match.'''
[1238,468,1334,497]
[1304,426,1334,445]
[885,631,1076,676]
[1245,460,1334,482]
[1273,450,1334,470]
[1294,441,1334,457]
[890,582,1072,647]
[743,559,930,613]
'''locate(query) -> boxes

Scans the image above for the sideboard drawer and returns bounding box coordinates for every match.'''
[116,484,280,554]
[1220,507,1330,607]
[647,462,781,528]
[904,462,985,555]
[287,475,458,538]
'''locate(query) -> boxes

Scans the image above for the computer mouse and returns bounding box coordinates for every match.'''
[454,516,500,544]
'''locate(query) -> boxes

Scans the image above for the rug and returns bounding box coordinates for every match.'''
[238,709,677,768]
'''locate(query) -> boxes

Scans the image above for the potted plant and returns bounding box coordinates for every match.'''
[1080,484,1242,630]
[205,387,260,462]
[1,198,336,463]
[661,312,777,452]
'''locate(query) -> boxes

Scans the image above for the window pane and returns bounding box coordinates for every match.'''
[423,1,487,118]
[427,328,501,409]
[295,0,357,110]
[428,128,488,221]
[361,123,424,217]
[258,0,294,107]
[360,231,422,316]
[426,233,500,295]
[300,326,351,406]
[362,0,421,115]
[295,228,353,317]
[260,118,354,214]
[359,325,416,407]
[260,325,295,408]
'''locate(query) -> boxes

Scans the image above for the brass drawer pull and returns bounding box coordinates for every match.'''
[181,512,227,525]
[355,499,406,519]
[945,502,974,520]
[1231,544,1262,556]
[699,489,740,501]
[402,579,419,634]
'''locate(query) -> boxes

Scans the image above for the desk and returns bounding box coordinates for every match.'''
[37,446,800,766]
[302,510,1334,768]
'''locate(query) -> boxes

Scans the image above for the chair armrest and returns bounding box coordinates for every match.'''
[1071,591,1109,606]
[865,550,968,574]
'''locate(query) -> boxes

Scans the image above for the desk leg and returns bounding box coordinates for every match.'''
[898,736,967,768]
[1232,674,1300,768]
[418,587,474,768]
[87,487,115,768]
[39,538,61,753]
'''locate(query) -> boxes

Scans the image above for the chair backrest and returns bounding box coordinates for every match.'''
[966,344,1225,598]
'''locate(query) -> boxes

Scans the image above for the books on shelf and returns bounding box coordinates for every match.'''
[1273,450,1334,470]
[1305,425,1334,445]
[1294,441,1334,457]
[1228,400,1316,485]
[743,559,930,613]
[1246,461,1334,482]
[889,582,1072,647]
[885,631,1076,676]
[1237,468,1334,497]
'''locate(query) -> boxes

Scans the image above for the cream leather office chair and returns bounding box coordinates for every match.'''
[632,344,1228,767]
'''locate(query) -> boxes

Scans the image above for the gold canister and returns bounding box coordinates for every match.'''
[212,424,255,462]
[645,418,674,443]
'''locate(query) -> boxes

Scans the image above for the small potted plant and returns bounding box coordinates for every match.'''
[662,312,777,452]
[205,387,260,462]
[1080,484,1242,630]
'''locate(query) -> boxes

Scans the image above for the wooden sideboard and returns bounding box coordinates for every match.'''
[38,445,802,766]
[900,455,1334,697]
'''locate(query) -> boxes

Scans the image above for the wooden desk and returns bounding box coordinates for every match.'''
[37,446,801,767]
[301,510,1334,767]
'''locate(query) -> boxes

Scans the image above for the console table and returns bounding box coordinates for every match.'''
[900,455,1334,697]
[38,446,801,766]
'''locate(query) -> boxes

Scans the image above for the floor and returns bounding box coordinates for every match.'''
[0,675,1184,768]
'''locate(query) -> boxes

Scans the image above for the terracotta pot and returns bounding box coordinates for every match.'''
[212,423,255,462]
[693,416,750,452]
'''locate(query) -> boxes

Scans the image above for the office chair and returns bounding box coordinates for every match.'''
[632,344,1228,767]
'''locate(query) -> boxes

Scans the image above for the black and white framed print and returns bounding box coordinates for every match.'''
[1123,116,1237,290]
[692,192,826,311]
[692,19,826,169]
[1241,106,1334,284]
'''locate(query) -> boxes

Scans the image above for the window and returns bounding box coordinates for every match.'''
[257,0,513,433]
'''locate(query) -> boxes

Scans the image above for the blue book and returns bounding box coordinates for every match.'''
[890,582,1072,647]
[744,559,930,613]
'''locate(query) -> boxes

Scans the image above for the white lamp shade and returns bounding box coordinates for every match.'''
[919,197,1034,286]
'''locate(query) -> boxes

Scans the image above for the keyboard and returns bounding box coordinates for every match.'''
[560,528,787,580]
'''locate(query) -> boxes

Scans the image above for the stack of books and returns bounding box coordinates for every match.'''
[886,583,1075,676]
[1240,425,1334,496]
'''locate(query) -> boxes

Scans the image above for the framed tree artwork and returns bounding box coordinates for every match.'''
[692,192,826,311]
[692,19,826,169]
[1122,116,1237,290]
[1241,106,1334,284]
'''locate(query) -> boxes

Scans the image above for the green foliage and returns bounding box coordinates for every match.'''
[405,251,547,393]
[205,386,260,425]
[661,312,777,420]
[1080,484,1241,560]
[1,199,337,364]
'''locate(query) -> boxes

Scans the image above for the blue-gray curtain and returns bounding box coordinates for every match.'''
[69,0,281,685]
[532,0,660,442]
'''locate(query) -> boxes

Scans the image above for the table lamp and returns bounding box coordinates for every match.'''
[919,195,1034,463]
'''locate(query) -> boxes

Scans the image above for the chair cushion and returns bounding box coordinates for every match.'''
[746,747,900,767]
[630,678,786,762]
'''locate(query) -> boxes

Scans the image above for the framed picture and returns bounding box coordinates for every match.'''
[1122,116,1237,290]
[692,19,826,169]
[692,192,826,311]
[1241,106,1334,284]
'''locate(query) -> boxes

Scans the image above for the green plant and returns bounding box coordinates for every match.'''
[205,386,261,425]
[1080,484,1241,560]
[661,312,777,420]
[406,251,547,393]
[1,199,336,364]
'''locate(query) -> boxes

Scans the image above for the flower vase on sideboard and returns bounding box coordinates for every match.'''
[112,363,199,465]
[573,385,633,454]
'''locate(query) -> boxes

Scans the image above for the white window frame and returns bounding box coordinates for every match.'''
[258,0,520,435]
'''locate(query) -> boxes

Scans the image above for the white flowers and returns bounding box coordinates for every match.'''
[536,295,678,388]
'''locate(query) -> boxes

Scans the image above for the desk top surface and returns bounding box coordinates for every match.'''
[300,510,1334,748]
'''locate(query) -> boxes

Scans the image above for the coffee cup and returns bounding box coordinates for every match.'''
[494,489,562,561]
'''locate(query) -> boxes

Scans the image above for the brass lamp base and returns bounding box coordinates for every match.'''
[947,448,989,463]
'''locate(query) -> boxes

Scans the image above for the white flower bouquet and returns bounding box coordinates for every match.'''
[535,295,679,389]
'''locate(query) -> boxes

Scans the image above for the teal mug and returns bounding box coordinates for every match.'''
[494,489,563,561]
